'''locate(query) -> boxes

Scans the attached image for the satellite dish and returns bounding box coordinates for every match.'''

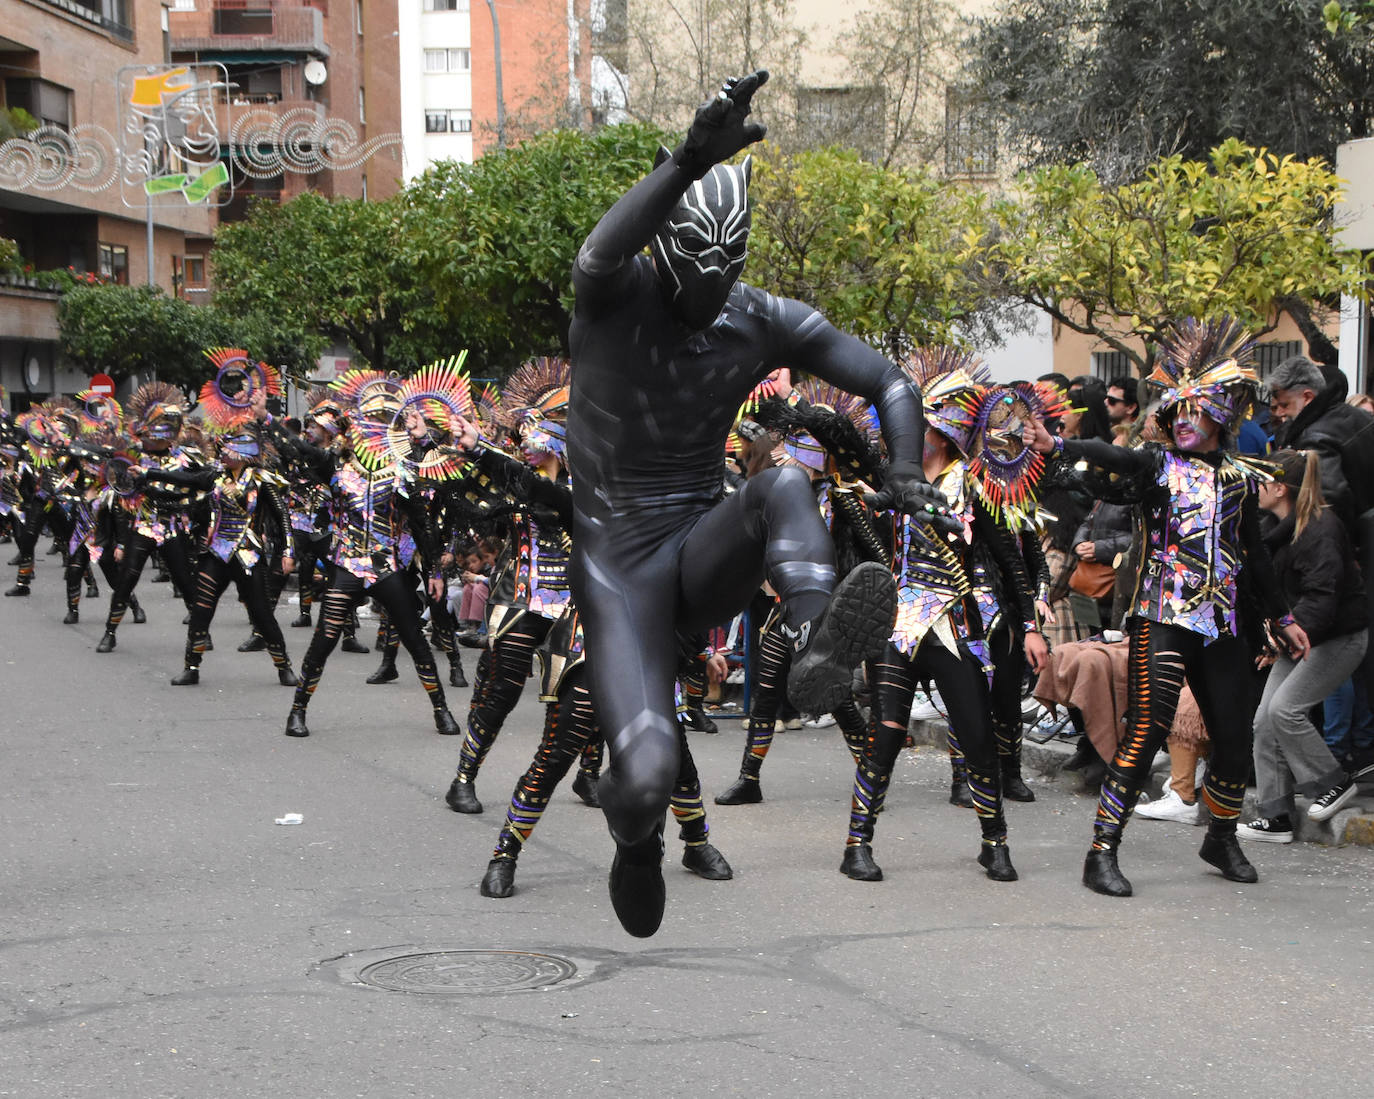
[304,60,328,86]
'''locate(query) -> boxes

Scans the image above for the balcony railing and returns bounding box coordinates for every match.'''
[34,0,133,41]
[169,1,327,55]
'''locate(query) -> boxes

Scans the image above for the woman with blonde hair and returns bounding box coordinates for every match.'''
[1239,449,1371,842]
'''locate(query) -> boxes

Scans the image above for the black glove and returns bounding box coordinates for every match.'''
[675,71,769,178]
[870,460,963,536]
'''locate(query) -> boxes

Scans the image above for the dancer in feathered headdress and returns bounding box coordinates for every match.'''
[1027,317,1306,899]
[93,380,203,652]
[270,360,466,742]
[5,399,86,599]
[827,345,1051,886]
[444,355,579,816]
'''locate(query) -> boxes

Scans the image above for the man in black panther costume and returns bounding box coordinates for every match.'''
[568,70,941,937]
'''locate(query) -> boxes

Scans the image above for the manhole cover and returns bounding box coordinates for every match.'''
[355,950,578,994]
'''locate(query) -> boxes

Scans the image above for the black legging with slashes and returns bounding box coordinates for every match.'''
[183,555,291,676]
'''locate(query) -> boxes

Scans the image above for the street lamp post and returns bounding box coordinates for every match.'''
[484,0,507,150]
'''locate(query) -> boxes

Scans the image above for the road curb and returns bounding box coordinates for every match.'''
[907,717,1374,847]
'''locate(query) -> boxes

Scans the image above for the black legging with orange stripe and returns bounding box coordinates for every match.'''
[1092,619,1253,849]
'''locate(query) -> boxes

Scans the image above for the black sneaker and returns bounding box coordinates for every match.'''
[784,562,896,715]
[1308,776,1358,822]
[1236,815,1293,844]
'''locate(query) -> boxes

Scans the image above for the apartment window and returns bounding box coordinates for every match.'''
[183,255,206,286]
[5,78,73,131]
[1091,350,1131,382]
[945,87,997,177]
[796,86,885,161]
[98,244,129,285]
[424,109,471,133]
[424,48,471,72]
[213,2,274,35]
[423,0,469,10]
[1254,340,1305,383]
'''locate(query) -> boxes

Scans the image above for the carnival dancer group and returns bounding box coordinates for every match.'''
[0,69,1319,937]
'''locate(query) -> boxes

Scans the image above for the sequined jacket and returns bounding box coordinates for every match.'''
[127,446,204,544]
[1058,439,1287,641]
[145,464,289,569]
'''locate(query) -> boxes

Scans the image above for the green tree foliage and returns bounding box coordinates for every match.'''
[212,193,447,376]
[981,140,1371,373]
[748,144,994,358]
[58,284,317,389]
[0,107,37,143]
[966,0,1374,179]
[400,122,668,377]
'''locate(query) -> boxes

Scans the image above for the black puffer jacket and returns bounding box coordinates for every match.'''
[1278,370,1374,541]
[1264,507,1368,647]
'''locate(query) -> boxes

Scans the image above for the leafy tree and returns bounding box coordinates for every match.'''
[966,0,1374,179]
[0,107,37,143]
[400,122,668,378]
[981,140,1371,373]
[58,284,316,389]
[212,193,448,376]
[749,144,995,358]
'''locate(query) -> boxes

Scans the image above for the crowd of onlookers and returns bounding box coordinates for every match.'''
[1034,356,1374,841]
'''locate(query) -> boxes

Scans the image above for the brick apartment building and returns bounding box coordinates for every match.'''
[0,0,218,408]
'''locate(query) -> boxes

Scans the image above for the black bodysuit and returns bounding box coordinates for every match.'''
[568,252,924,848]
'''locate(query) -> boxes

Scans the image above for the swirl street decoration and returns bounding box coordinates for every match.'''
[0,65,401,208]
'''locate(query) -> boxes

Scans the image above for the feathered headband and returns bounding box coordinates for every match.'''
[199,348,283,428]
[351,355,474,479]
[128,381,186,440]
[74,389,123,436]
[969,382,1070,515]
[902,346,992,459]
[1146,318,1259,432]
[500,357,570,432]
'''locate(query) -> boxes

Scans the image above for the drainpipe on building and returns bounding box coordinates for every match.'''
[485,0,507,150]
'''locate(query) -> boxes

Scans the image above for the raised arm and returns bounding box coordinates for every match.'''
[574,72,768,301]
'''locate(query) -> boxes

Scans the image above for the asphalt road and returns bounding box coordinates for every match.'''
[1,561,1371,1098]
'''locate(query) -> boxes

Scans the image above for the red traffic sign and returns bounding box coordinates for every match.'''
[89,373,115,396]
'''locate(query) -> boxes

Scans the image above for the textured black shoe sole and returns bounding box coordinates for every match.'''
[787,562,896,714]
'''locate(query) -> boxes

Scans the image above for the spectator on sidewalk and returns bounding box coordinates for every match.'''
[1239,450,1371,844]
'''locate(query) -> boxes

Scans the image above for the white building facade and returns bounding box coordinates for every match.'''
[399,0,476,180]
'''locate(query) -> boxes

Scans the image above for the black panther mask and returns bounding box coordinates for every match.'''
[650,147,752,332]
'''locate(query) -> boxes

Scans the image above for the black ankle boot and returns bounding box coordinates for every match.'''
[1001,762,1036,803]
[278,664,301,687]
[840,843,883,881]
[96,631,116,653]
[285,708,310,738]
[786,561,897,714]
[608,828,666,938]
[366,657,398,684]
[978,842,1018,881]
[1083,846,1133,896]
[170,667,200,686]
[340,635,369,654]
[1200,826,1258,883]
[682,842,733,880]
[572,770,601,808]
[480,857,517,898]
[448,659,468,688]
[714,775,763,805]
[85,581,99,598]
[434,707,459,735]
[131,603,146,624]
[63,608,79,624]
[445,777,482,813]
[238,634,266,653]
[290,612,311,628]
[683,706,718,734]
[4,584,30,597]
[1062,737,1097,772]
[949,779,973,807]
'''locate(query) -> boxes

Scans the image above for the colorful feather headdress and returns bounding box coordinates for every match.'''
[74,389,123,437]
[350,355,474,479]
[128,381,186,441]
[500,357,570,459]
[902,345,992,459]
[199,348,283,428]
[969,381,1070,516]
[1147,318,1259,432]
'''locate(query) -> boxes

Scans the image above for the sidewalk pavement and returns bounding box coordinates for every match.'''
[908,717,1374,847]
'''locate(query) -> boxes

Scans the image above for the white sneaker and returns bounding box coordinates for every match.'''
[1134,785,1201,824]
[804,713,837,728]
[909,691,944,722]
